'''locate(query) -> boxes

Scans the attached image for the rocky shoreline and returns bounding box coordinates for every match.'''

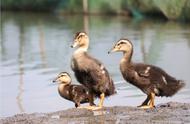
[1,102,190,124]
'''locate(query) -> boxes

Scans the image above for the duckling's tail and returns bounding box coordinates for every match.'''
[162,80,185,97]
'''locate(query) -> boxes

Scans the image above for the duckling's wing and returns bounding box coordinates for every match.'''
[86,54,110,83]
[134,63,185,96]
[133,63,152,78]
[132,63,167,86]
[134,64,155,76]
[134,63,177,85]
[71,85,88,94]
[85,53,115,95]
[72,52,115,96]
[72,53,108,85]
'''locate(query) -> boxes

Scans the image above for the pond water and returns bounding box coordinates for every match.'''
[1,12,190,117]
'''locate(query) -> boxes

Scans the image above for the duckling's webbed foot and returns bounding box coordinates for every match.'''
[138,95,151,107]
[84,93,105,111]
[139,105,155,109]
[76,105,100,110]
[139,92,155,109]
[85,106,101,110]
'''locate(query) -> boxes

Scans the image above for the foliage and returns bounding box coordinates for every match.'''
[1,0,190,21]
[1,0,60,11]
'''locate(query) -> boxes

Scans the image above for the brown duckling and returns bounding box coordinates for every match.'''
[53,72,95,108]
[71,32,116,110]
[108,39,185,109]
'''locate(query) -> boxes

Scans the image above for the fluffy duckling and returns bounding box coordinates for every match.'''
[53,72,95,108]
[108,39,185,109]
[71,32,116,110]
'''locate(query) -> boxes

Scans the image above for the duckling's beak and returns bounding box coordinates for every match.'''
[108,50,112,54]
[70,44,75,48]
[108,47,116,54]
[71,41,78,48]
[52,78,58,83]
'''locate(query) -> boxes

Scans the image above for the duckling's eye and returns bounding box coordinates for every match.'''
[77,36,81,39]
[59,75,65,78]
[117,42,121,46]
[119,42,126,45]
[77,35,84,40]
[117,42,122,47]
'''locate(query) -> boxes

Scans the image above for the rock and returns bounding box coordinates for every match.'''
[1,102,190,124]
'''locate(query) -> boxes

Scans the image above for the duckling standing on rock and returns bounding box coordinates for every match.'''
[71,32,116,110]
[108,39,185,109]
[53,72,95,108]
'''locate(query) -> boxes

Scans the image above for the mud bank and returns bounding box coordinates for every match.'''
[1,102,190,124]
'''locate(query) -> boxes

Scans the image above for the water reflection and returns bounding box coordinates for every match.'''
[140,36,146,62]
[16,19,25,113]
[83,15,89,33]
[38,22,47,68]
[0,12,190,117]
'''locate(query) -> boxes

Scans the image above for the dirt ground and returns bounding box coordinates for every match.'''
[1,102,190,124]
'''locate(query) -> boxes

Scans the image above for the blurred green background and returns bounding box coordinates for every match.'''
[1,0,190,21]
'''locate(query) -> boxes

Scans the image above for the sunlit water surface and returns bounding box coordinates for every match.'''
[1,12,190,117]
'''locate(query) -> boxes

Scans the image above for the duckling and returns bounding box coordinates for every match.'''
[108,39,185,109]
[71,32,116,110]
[53,72,95,108]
